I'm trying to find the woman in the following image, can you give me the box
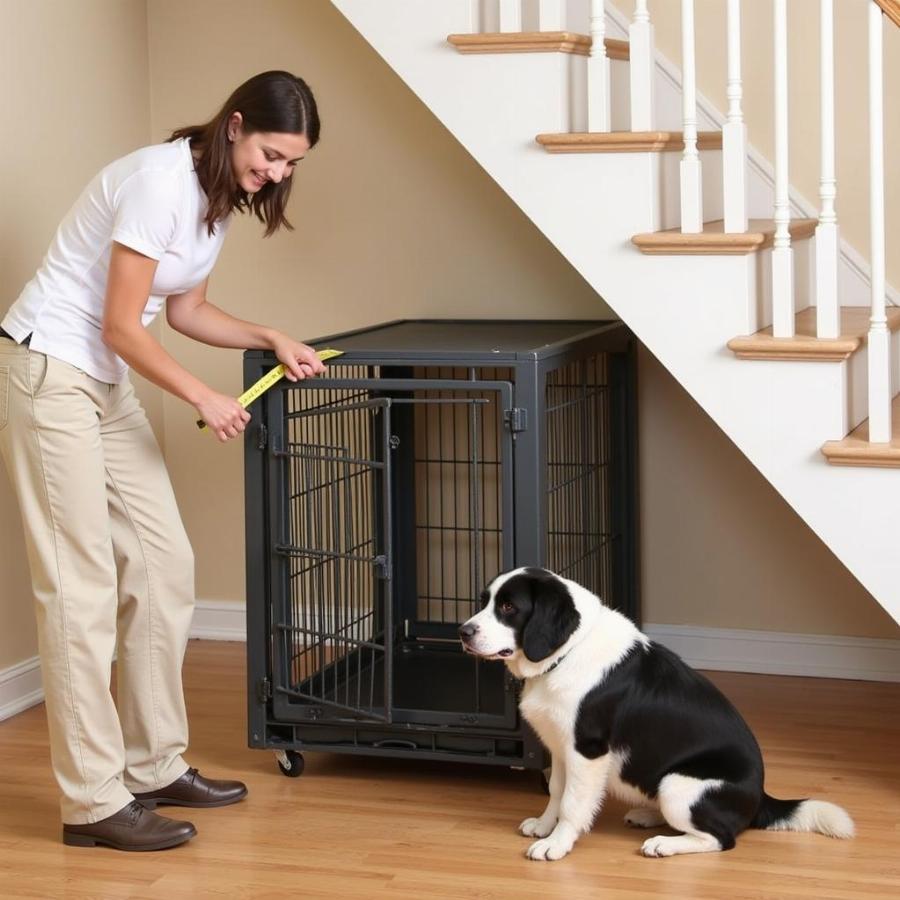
[0,71,324,851]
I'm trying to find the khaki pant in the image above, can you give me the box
[0,338,192,824]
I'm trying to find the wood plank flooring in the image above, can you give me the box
[0,641,897,899]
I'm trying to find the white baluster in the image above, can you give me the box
[680,0,703,233]
[772,0,794,337]
[867,0,891,442]
[538,0,564,31]
[588,0,611,133]
[499,0,522,32]
[629,1,655,130]
[723,0,747,233]
[816,0,840,339]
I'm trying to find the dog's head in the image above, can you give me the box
[458,567,581,665]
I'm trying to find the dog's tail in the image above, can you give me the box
[750,793,855,838]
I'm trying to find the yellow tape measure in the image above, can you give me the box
[197,347,344,431]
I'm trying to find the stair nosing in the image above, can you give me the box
[446,32,629,59]
[728,308,900,362]
[632,219,819,255]
[536,131,723,153]
[822,448,900,467]
[822,395,900,467]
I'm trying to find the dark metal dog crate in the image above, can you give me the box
[244,320,638,777]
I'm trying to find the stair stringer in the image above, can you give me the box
[331,0,900,625]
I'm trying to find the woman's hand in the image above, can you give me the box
[194,390,252,443]
[270,334,327,381]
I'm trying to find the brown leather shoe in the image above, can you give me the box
[133,767,248,810]
[62,801,196,851]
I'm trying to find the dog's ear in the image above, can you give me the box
[521,571,581,663]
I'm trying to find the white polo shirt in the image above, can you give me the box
[2,137,230,383]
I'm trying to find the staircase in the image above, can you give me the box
[330,0,900,626]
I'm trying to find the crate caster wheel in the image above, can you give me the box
[275,749,305,777]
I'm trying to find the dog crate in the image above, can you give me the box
[244,320,638,778]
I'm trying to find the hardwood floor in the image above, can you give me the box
[0,641,897,899]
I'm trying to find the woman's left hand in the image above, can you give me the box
[271,334,328,381]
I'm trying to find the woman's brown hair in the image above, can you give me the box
[169,70,320,237]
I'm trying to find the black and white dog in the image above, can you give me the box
[459,567,854,862]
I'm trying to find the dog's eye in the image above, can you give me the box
[499,601,514,615]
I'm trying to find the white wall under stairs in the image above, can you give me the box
[331,0,900,626]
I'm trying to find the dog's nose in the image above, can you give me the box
[458,623,478,640]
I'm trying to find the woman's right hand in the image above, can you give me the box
[194,390,251,442]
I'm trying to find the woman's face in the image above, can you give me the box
[227,112,310,194]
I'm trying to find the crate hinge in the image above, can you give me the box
[504,407,528,433]
[257,677,271,702]
[374,555,392,580]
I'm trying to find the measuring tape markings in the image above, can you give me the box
[197,347,344,431]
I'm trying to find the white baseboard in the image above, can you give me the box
[190,599,247,642]
[0,601,245,723]
[192,602,900,682]
[4,614,895,723]
[0,656,43,721]
[644,623,900,683]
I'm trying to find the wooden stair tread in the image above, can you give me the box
[822,395,900,467]
[632,218,818,255]
[447,32,629,59]
[536,131,722,153]
[875,0,900,30]
[728,307,900,361]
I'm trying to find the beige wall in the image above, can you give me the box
[1,1,895,675]
[0,0,155,671]
[611,0,900,287]
[145,0,611,604]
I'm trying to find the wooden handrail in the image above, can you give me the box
[875,0,900,30]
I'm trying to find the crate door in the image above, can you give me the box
[390,376,518,730]
[268,388,394,724]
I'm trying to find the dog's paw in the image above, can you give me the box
[519,816,555,838]
[641,835,678,857]
[624,808,666,829]
[641,834,720,857]
[526,834,574,861]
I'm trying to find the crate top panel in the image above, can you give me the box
[246,319,628,364]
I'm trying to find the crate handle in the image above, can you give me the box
[372,739,418,751]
